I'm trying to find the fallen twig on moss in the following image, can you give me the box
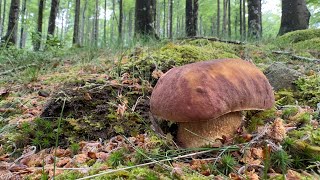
[178,36,244,45]
[76,145,241,180]
[272,51,320,64]
[0,63,37,76]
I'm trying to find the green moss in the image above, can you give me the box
[246,108,277,132]
[55,171,84,180]
[128,168,159,180]
[275,90,296,106]
[293,37,320,51]
[295,75,320,107]
[107,148,128,168]
[282,107,299,119]
[276,29,320,47]
[296,112,312,124]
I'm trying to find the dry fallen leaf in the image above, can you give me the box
[268,118,286,142]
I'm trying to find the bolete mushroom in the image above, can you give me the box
[150,59,275,148]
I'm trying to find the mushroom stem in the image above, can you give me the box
[177,111,243,148]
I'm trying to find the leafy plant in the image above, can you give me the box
[271,150,293,174]
[218,154,237,175]
[107,148,127,168]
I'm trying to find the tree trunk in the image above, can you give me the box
[64,1,71,40]
[239,0,242,40]
[19,0,27,48]
[128,8,133,40]
[81,0,87,45]
[242,0,246,40]
[73,0,80,45]
[103,0,106,45]
[227,0,231,39]
[0,0,7,38]
[217,0,220,37]
[110,0,115,42]
[278,0,310,36]
[2,0,20,45]
[0,0,2,38]
[134,0,158,38]
[48,0,59,38]
[34,0,44,51]
[248,0,262,40]
[222,0,227,37]
[163,0,166,38]
[118,0,123,42]
[168,0,173,39]
[93,0,99,46]
[186,0,198,37]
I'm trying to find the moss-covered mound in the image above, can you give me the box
[35,80,151,147]
[276,29,320,46]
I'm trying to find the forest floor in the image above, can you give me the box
[1,29,320,179]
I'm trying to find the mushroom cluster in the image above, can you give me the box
[150,59,275,148]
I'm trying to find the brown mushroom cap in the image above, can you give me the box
[150,59,275,122]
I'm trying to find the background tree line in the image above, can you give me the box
[0,0,319,50]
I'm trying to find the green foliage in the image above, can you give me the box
[218,154,237,175]
[271,150,293,174]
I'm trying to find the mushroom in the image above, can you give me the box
[150,59,275,148]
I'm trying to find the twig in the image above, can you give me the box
[272,51,320,64]
[178,36,244,45]
[76,148,230,180]
[0,63,37,76]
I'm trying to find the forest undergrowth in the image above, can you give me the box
[1,29,320,179]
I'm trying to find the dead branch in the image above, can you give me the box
[178,36,244,45]
[272,51,320,64]
[0,64,37,76]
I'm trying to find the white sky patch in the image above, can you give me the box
[262,0,281,14]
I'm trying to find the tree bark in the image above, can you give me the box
[0,0,7,38]
[134,0,158,38]
[73,0,80,45]
[118,0,123,42]
[239,0,242,40]
[48,0,59,38]
[222,0,226,37]
[278,0,310,36]
[93,0,99,46]
[186,0,198,37]
[248,0,262,40]
[242,0,246,40]
[163,0,166,38]
[81,0,87,45]
[0,0,2,38]
[34,0,44,51]
[2,0,20,45]
[227,0,231,38]
[216,0,220,37]
[19,0,27,48]
[128,8,133,40]
[103,0,106,45]
[168,0,173,39]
